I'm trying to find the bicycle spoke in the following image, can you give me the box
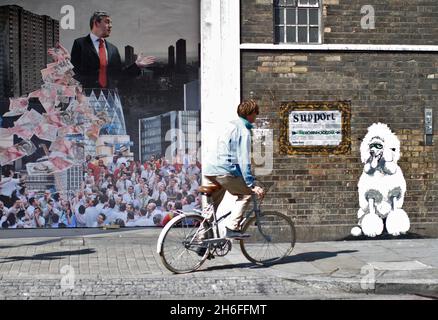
[159,214,212,273]
[171,247,188,264]
[240,212,295,265]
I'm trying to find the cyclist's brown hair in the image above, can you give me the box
[237,99,259,118]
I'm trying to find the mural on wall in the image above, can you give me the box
[0,1,201,229]
[351,123,410,237]
[1,45,97,176]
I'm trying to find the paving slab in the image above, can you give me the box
[0,230,437,299]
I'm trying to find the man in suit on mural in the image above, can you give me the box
[71,11,156,89]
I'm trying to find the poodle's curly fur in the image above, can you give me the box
[351,123,410,237]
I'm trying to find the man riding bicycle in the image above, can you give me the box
[203,99,265,239]
[157,100,295,270]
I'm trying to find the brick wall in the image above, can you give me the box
[241,0,274,43]
[241,51,438,240]
[241,0,438,45]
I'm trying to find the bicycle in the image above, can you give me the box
[156,181,296,274]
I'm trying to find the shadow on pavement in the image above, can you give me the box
[0,248,96,263]
[340,232,429,241]
[202,250,358,272]
[0,227,142,239]
[0,238,62,249]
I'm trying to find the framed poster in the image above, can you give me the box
[279,101,351,155]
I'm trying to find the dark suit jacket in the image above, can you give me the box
[70,35,140,89]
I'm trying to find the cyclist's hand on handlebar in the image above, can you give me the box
[251,186,265,199]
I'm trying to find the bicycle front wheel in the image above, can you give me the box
[159,213,213,274]
[240,211,296,265]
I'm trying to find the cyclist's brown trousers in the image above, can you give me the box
[204,175,252,231]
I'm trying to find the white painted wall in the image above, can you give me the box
[200,0,241,134]
[200,0,241,225]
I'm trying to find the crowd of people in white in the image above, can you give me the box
[0,152,202,229]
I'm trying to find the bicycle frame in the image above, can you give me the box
[197,193,271,243]
[156,193,272,256]
[242,194,272,242]
[157,180,295,272]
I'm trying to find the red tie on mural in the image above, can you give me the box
[98,38,107,88]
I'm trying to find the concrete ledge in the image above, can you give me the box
[2,273,437,297]
[283,274,438,296]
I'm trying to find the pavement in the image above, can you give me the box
[0,228,437,300]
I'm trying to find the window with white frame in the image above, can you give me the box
[274,0,321,44]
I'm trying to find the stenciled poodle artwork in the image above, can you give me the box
[351,123,410,237]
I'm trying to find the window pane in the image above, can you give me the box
[286,26,296,42]
[298,9,307,24]
[298,0,308,6]
[309,27,319,42]
[275,26,285,43]
[287,0,297,5]
[309,8,318,25]
[286,8,296,24]
[275,8,284,25]
[309,0,318,6]
[298,26,307,42]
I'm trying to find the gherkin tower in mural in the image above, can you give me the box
[83,88,127,157]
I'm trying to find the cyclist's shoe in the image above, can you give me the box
[225,227,251,239]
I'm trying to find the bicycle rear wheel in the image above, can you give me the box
[159,213,213,274]
[240,211,296,265]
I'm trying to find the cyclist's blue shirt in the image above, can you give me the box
[204,117,255,188]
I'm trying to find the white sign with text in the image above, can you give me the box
[289,111,343,146]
